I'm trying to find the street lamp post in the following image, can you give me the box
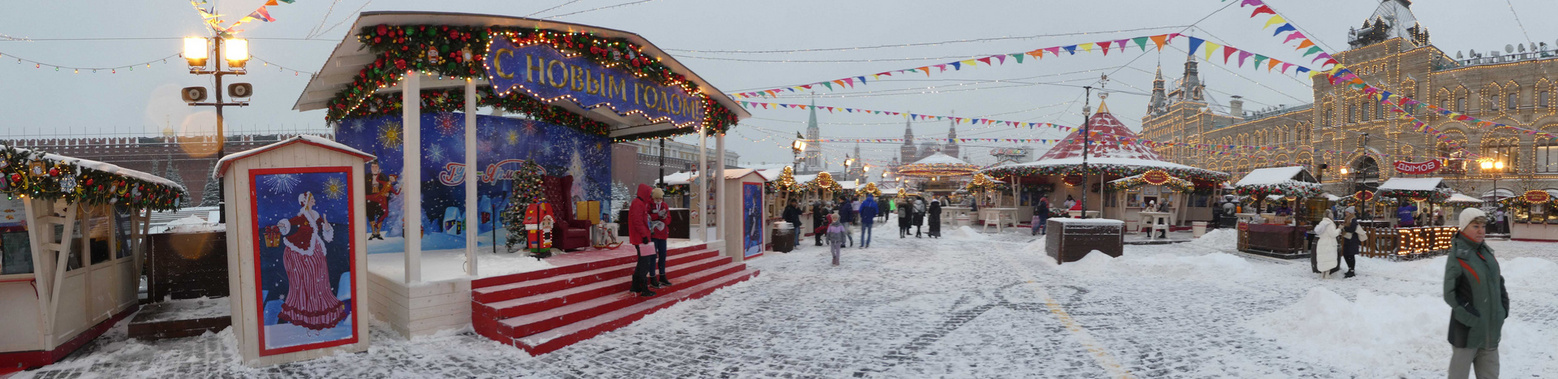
[1481,159,1505,203]
[792,134,807,173]
[183,36,250,222]
[1079,86,1094,219]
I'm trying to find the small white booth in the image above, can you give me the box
[0,146,179,371]
[720,169,771,262]
[216,136,374,366]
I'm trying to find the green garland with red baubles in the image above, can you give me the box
[0,146,184,211]
[325,24,740,138]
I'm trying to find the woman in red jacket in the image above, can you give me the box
[628,184,656,297]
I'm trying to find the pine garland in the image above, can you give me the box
[0,146,184,211]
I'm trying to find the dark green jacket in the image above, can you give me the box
[1443,234,1510,349]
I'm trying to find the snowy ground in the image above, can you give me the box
[16,228,1558,378]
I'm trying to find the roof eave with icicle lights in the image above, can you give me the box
[292,11,750,141]
[897,152,979,177]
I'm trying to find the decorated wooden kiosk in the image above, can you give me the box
[0,146,181,371]
[215,136,374,366]
[1230,166,1320,258]
[290,12,755,355]
[981,101,1228,230]
[1502,189,1558,241]
[1359,177,1456,259]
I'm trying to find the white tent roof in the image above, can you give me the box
[910,152,971,166]
[1481,188,1517,199]
[1446,193,1483,203]
[1234,166,1312,187]
[1377,177,1445,192]
[655,171,695,186]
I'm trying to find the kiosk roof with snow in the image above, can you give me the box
[981,101,1228,183]
[897,153,978,177]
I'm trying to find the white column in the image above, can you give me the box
[697,127,708,242]
[463,78,478,277]
[403,71,422,283]
[716,132,726,241]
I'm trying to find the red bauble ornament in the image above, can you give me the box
[83,178,92,186]
[8,173,18,182]
[376,25,387,36]
[47,168,58,176]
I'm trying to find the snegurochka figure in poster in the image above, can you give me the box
[275,192,348,334]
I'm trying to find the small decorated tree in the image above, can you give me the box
[501,161,547,255]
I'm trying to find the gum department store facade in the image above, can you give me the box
[1141,0,1558,200]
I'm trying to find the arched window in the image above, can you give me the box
[1537,126,1558,173]
[1481,133,1521,174]
[1540,90,1550,108]
[1508,93,1518,110]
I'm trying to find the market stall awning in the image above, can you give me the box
[293,11,750,140]
[1376,177,1449,202]
[1481,188,1516,199]
[1446,193,1483,204]
[1,145,186,211]
[1233,166,1315,187]
[898,153,978,177]
[982,157,1230,183]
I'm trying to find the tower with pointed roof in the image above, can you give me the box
[803,98,823,172]
[944,113,959,160]
[900,115,917,165]
[1179,55,1204,103]
[1148,66,1168,116]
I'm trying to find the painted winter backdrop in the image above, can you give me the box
[253,171,356,350]
[335,113,611,253]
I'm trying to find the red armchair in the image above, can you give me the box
[543,175,592,251]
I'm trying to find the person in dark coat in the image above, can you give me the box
[1032,196,1051,235]
[927,198,943,238]
[812,200,829,246]
[897,198,913,238]
[628,184,656,297]
[1444,209,1508,379]
[912,197,926,238]
[782,200,804,251]
[1339,209,1364,278]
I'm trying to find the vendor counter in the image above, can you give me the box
[1237,222,1307,258]
[1510,221,1558,242]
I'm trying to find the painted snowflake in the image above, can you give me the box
[379,121,404,151]
[522,121,539,136]
[347,119,367,132]
[323,176,347,200]
[428,144,446,163]
[506,130,519,145]
[435,113,460,136]
[263,174,302,194]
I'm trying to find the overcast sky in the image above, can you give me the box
[3,0,1555,178]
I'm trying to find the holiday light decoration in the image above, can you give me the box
[1233,181,1321,199]
[803,172,843,193]
[1107,170,1196,194]
[983,163,1229,184]
[326,24,740,138]
[1375,187,1450,204]
[0,146,184,211]
[856,182,882,197]
[965,173,1010,194]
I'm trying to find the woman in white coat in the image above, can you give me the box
[1312,216,1341,279]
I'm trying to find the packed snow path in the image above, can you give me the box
[18,228,1558,378]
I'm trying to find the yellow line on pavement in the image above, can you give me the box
[1027,279,1133,379]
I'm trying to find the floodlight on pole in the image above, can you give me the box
[183,37,209,66]
[224,38,249,68]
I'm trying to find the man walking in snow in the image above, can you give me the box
[1444,208,1508,379]
[858,194,878,248]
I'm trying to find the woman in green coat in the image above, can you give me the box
[1443,208,1509,379]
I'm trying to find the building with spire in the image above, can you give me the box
[802,98,824,173]
[899,116,917,166]
[1140,0,1558,201]
[944,115,960,159]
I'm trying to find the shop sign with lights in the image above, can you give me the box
[1142,170,1171,186]
[486,38,704,128]
[1392,159,1441,175]
[1523,190,1551,203]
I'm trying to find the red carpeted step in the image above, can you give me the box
[512,268,760,355]
[494,262,748,338]
[472,249,718,304]
[471,244,706,289]
[474,254,733,320]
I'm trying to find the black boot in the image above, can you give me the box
[639,290,656,297]
[1344,271,1356,278]
[659,277,672,287]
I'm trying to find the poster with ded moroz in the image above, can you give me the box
[250,167,359,356]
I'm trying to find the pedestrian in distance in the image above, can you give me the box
[1312,214,1341,279]
[1339,208,1366,278]
[913,197,926,238]
[812,200,828,246]
[898,197,913,238]
[927,198,942,238]
[858,194,878,248]
[627,184,657,297]
[647,188,672,288]
[1444,208,1509,379]
[782,200,804,252]
[815,214,845,266]
[1032,196,1050,236]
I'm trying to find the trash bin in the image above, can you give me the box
[1192,221,1208,238]
[772,221,795,253]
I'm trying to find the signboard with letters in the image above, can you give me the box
[1392,159,1442,175]
[485,38,704,127]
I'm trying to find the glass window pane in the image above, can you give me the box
[115,206,133,259]
[1,231,32,275]
[86,206,110,265]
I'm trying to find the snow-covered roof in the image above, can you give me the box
[1377,177,1445,192]
[1234,166,1314,187]
[723,168,769,181]
[1446,193,1483,203]
[909,153,970,166]
[656,171,695,186]
[2,145,182,189]
[1048,218,1124,225]
[214,135,374,178]
[1481,188,1516,199]
[984,157,1227,181]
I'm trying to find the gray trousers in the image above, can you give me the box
[1448,347,1498,379]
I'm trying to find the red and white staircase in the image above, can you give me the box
[471,244,759,355]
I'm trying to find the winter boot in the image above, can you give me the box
[1344,271,1356,278]
[659,277,672,287]
[639,290,656,297]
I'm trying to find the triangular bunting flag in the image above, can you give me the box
[977,57,992,66]
[1250,5,1274,16]
[1134,36,1151,51]
[1302,46,1322,56]
[949,61,963,70]
[1263,15,1286,29]
[1186,37,1204,55]
[1098,41,1113,54]
[1236,50,1252,67]
[1063,45,1077,55]
[1204,42,1221,61]
[1252,54,1268,68]
[1046,46,1062,56]
[1266,58,1281,71]
[1222,46,1238,63]
[1079,42,1094,52]
[1295,39,1315,50]
[1284,31,1306,44]
[1272,23,1296,36]
[994,55,1006,64]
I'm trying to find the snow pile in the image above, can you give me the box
[1246,288,1446,377]
[1057,248,1251,280]
[948,226,990,240]
[1187,228,1238,252]
[1500,257,1558,291]
[165,215,224,234]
